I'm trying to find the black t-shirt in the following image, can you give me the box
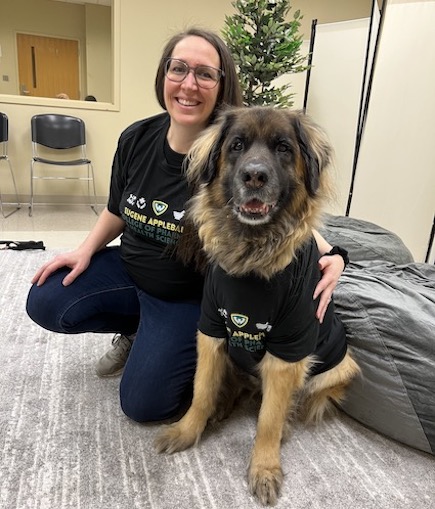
[198,237,347,375]
[107,112,203,301]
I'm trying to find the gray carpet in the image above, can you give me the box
[1,249,434,509]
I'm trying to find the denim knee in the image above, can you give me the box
[26,280,65,332]
[26,248,140,335]
[119,382,190,422]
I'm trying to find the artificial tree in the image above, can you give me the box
[222,0,308,107]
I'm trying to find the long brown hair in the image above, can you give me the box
[155,27,243,119]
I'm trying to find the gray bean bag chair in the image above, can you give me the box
[335,261,435,455]
[321,214,414,264]
[321,216,434,455]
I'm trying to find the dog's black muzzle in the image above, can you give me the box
[231,158,282,225]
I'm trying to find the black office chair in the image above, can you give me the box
[29,114,98,216]
[0,112,20,218]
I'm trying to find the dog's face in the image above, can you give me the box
[222,109,299,225]
[187,107,332,227]
[184,106,333,276]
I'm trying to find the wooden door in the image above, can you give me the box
[17,33,80,99]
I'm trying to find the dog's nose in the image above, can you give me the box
[242,168,268,189]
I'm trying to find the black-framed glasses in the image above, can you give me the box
[164,58,224,89]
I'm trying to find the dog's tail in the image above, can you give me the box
[300,352,361,424]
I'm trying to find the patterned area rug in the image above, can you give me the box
[1,249,434,509]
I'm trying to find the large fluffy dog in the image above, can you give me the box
[155,107,360,505]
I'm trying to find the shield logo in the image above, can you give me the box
[152,200,168,216]
[230,314,249,328]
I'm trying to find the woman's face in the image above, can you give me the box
[164,35,221,132]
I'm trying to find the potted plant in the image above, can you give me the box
[222,0,308,107]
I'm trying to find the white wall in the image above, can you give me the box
[304,18,374,214]
[350,0,435,262]
[303,1,435,261]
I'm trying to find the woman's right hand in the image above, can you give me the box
[31,207,125,287]
[31,248,92,287]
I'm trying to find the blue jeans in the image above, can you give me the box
[26,247,201,422]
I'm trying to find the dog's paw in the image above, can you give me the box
[154,423,199,454]
[248,464,283,506]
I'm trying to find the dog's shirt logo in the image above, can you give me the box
[127,194,137,206]
[173,210,185,221]
[136,197,147,210]
[256,322,272,332]
[218,308,228,319]
[152,200,168,216]
[231,314,249,328]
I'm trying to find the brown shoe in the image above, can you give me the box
[95,333,135,377]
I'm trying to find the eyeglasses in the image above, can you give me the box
[164,58,224,89]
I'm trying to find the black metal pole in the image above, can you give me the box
[355,0,377,143]
[302,19,317,114]
[345,0,388,216]
[425,214,435,263]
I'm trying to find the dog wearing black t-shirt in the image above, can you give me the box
[155,107,360,506]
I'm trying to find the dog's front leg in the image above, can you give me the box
[248,353,310,506]
[155,332,226,454]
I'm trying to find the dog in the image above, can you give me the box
[155,107,360,506]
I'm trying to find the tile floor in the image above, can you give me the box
[1,203,101,249]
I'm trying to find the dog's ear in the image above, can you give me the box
[292,112,332,196]
[185,110,235,186]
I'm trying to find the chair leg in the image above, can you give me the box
[29,160,35,217]
[88,162,98,215]
[28,159,98,216]
[0,157,20,218]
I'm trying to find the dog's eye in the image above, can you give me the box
[230,138,244,151]
[276,142,291,153]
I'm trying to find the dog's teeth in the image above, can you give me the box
[241,200,271,216]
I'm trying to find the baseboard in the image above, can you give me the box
[1,194,108,206]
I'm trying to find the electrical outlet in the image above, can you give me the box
[2,75,9,82]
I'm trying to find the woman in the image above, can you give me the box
[26,28,345,422]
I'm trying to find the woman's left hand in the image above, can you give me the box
[314,254,345,323]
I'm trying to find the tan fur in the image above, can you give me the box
[248,354,311,505]
[300,352,361,424]
[155,107,360,506]
[154,332,227,453]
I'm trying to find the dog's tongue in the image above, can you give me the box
[241,199,270,215]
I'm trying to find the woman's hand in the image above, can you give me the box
[31,248,92,287]
[314,254,345,323]
[31,208,125,287]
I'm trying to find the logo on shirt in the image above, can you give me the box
[137,197,147,209]
[231,314,249,328]
[127,194,137,206]
[256,321,273,332]
[152,200,168,216]
[173,210,185,221]
[218,308,228,319]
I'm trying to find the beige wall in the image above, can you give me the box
[293,0,373,36]
[85,4,112,103]
[9,0,432,259]
[3,1,431,260]
[0,0,372,204]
